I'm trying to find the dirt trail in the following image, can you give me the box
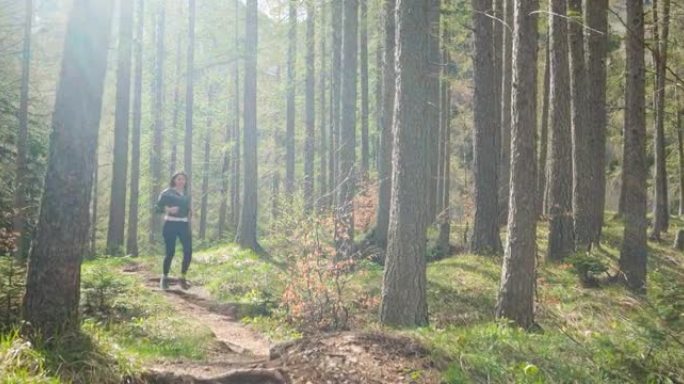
[123,264,287,383]
[124,263,441,384]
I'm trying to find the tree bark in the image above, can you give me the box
[329,0,342,208]
[674,229,684,251]
[149,4,165,244]
[546,0,574,261]
[379,0,431,327]
[185,0,196,198]
[199,90,213,240]
[231,0,241,231]
[304,0,316,213]
[470,0,502,255]
[619,0,647,292]
[651,0,670,239]
[375,0,396,250]
[437,44,452,255]
[585,0,608,241]
[496,0,539,329]
[12,0,32,258]
[286,0,297,197]
[374,21,383,174]
[498,0,512,226]
[568,0,592,251]
[318,0,328,209]
[170,4,183,177]
[426,0,441,223]
[218,107,231,239]
[237,0,260,251]
[360,0,370,179]
[537,35,550,217]
[677,103,683,216]
[106,0,134,256]
[126,0,144,257]
[22,0,113,339]
[91,153,99,257]
[219,3,240,238]
[335,0,358,260]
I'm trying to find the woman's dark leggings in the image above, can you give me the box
[162,221,192,276]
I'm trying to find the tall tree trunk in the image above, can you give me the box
[304,0,316,213]
[218,108,231,239]
[170,4,183,177]
[677,97,684,216]
[496,0,539,329]
[237,0,260,251]
[329,0,342,208]
[375,0,395,250]
[335,0,358,259]
[199,90,213,240]
[185,0,196,199]
[149,4,165,244]
[651,0,670,239]
[426,0,441,223]
[219,4,240,238]
[13,0,32,258]
[585,0,608,241]
[537,35,550,217]
[286,0,297,197]
[219,3,239,238]
[374,22,383,174]
[106,0,134,256]
[546,0,574,261]
[437,41,452,255]
[568,0,591,251]
[318,0,327,209]
[498,0,513,225]
[379,0,431,327]
[91,153,99,257]
[22,0,113,339]
[620,0,647,292]
[126,0,144,257]
[470,0,502,255]
[231,0,241,230]
[360,0,370,179]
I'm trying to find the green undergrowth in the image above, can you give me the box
[142,243,300,341]
[0,256,216,383]
[66,214,680,383]
[415,215,684,383]
[169,215,684,383]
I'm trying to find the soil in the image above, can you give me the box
[123,263,442,384]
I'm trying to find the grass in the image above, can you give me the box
[140,214,684,383]
[2,214,682,383]
[0,256,218,383]
[413,215,684,383]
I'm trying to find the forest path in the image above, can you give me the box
[122,263,288,384]
[122,262,441,384]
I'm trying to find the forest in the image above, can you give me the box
[0,0,683,382]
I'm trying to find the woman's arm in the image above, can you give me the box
[155,191,168,214]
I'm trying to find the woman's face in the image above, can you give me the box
[174,174,186,189]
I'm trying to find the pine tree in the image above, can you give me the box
[23,0,113,339]
[470,0,502,255]
[619,0,648,292]
[546,0,574,261]
[380,0,432,327]
[496,0,539,329]
[126,0,144,257]
[237,0,260,251]
[106,0,134,255]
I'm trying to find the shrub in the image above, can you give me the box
[567,253,608,287]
